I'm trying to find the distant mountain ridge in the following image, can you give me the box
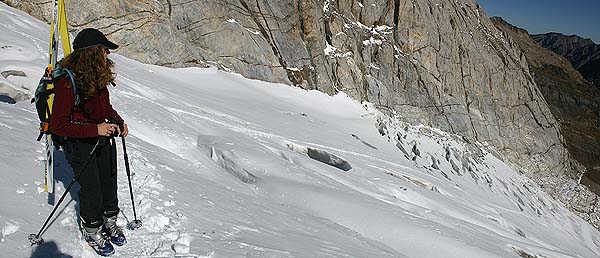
[532,32,600,87]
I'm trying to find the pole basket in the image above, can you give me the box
[28,234,44,246]
[126,219,143,230]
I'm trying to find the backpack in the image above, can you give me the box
[32,64,79,146]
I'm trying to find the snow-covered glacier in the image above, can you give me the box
[1,3,599,258]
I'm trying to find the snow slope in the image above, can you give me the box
[1,3,600,258]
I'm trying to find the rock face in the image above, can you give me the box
[532,33,600,88]
[493,17,600,207]
[3,0,599,226]
[0,72,30,103]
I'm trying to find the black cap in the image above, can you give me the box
[72,28,119,50]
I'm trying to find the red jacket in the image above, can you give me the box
[49,75,122,139]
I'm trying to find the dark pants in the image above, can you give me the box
[63,137,119,228]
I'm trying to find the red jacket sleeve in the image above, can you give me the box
[49,77,98,138]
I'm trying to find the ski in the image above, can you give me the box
[43,0,72,203]
[57,0,72,54]
[42,0,59,200]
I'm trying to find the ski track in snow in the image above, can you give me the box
[1,2,600,258]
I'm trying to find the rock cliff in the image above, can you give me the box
[3,0,599,227]
[493,17,600,219]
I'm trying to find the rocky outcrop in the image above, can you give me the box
[532,32,600,88]
[493,17,600,207]
[3,0,599,227]
[0,72,30,103]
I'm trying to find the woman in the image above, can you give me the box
[50,28,128,257]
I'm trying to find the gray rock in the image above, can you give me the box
[0,94,16,104]
[0,81,29,103]
[1,70,26,78]
[307,147,352,171]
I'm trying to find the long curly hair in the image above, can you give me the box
[58,45,115,99]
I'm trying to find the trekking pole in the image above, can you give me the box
[29,138,102,246]
[120,135,142,230]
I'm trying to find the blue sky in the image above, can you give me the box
[478,0,600,43]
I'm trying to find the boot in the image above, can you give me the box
[82,225,114,257]
[103,214,127,246]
